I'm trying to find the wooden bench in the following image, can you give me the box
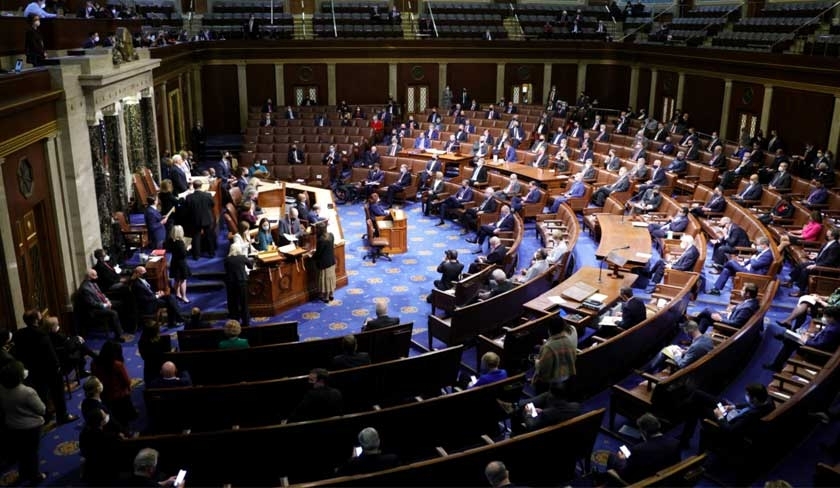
[613,453,706,487]
[144,345,463,433]
[429,264,496,316]
[176,320,299,351]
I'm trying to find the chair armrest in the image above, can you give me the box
[713,322,739,335]
[682,175,700,180]
[583,207,601,216]
[800,346,833,361]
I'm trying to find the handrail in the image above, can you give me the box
[508,2,525,37]
[427,0,439,38]
[684,2,744,45]
[620,2,677,42]
[330,0,337,37]
[770,0,840,50]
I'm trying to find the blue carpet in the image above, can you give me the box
[4,197,838,487]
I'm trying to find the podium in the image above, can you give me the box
[377,208,408,254]
[605,250,629,279]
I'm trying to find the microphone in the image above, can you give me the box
[612,245,631,250]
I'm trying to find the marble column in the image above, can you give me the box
[327,63,337,106]
[123,99,146,174]
[676,72,685,110]
[828,95,840,156]
[719,79,733,140]
[576,63,587,97]
[140,91,160,181]
[275,63,285,107]
[159,81,170,153]
[104,112,129,211]
[760,85,773,134]
[496,63,505,103]
[542,63,552,105]
[237,63,248,133]
[89,122,114,247]
[648,69,658,118]
[628,66,639,112]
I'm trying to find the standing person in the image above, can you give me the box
[184,180,216,260]
[224,245,252,327]
[144,196,167,250]
[0,361,47,484]
[157,179,178,236]
[166,225,191,303]
[433,249,463,291]
[137,323,169,385]
[441,85,453,111]
[532,316,577,393]
[91,341,136,428]
[311,222,336,303]
[24,15,47,67]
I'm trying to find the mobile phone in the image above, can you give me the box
[14,59,23,73]
[353,446,362,457]
[174,469,186,487]
[619,445,631,458]
[468,375,477,387]
[525,402,537,418]
[716,402,725,412]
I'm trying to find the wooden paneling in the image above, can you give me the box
[246,64,277,111]
[769,88,833,156]
[0,72,59,146]
[504,63,544,104]
[550,64,578,105]
[726,81,764,141]
[201,65,240,134]
[447,63,497,104]
[653,70,678,120]
[636,68,651,114]
[335,63,388,105]
[283,63,327,106]
[397,63,439,108]
[0,17,143,56]
[682,75,724,135]
[585,64,630,110]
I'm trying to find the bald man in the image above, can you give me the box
[362,302,399,331]
[148,361,192,389]
[130,266,185,329]
[77,269,125,341]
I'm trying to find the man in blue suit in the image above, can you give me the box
[468,205,514,249]
[417,155,440,191]
[608,413,681,483]
[368,193,389,217]
[665,151,688,174]
[413,132,431,151]
[384,164,412,206]
[503,142,517,163]
[521,181,542,205]
[424,123,439,141]
[802,180,828,208]
[694,283,760,333]
[765,306,840,372]
[648,207,689,239]
[731,174,763,204]
[646,234,700,289]
[789,228,840,296]
[509,122,525,148]
[635,159,667,195]
[690,185,726,218]
[711,216,751,268]
[437,179,473,226]
[646,320,713,373]
[548,173,586,213]
[708,236,773,295]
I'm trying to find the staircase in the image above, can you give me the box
[402,14,419,39]
[294,14,314,39]
[503,15,524,40]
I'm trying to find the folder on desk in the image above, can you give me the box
[561,282,599,302]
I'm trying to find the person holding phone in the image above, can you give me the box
[496,379,581,434]
[336,427,400,476]
[606,413,680,484]
[129,448,182,487]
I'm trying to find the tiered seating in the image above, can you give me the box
[214,1,281,13]
[711,31,795,51]
[203,12,294,39]
[685,4,741,17]
[319,1,389,13]
[734,16,820,34]
[761,0,833,16]
[805,34,840,56]
[670,16,726,33]
[313,12,402,38]
[707,1,829,52]
[418,12,507,39]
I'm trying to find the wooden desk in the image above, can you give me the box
[377,208,407,254]
[398,150,473,178]
[522,267,637,328]
[144,256,169,293]
[594,214,652,266]
[484,161,568,192]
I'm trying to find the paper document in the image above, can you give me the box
[278,243,297,254]
[547,295,567,305]
[661,344,683,360]
[783,329,806,345]
[635,252,652,260]
[600,315,621,326]
[590,293,608,303]
[282,233,299,242]
[147,256,162,263]
[631,222,649,228]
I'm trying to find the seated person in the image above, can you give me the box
[362,302,399,331]
[780,210,823,249]
[287,368,343,422]
[40,316,95,377]
[546,229,570,265]
[707,237,773,295]
[384,164,412,205]
[438,179,473,226]
[185,307,211,330]
[129,266,185,329]
[254,217,275,251]
[469,352,508,388]
[787,228,840,297]
[515,248,548,283]
[645,321,713,374]
[77,269,125,341]
[147,361,192,389]
[694,283,760,333]
[496,379,582,434]
[478,269,514,300]
[611,287,647,330]
[367,193,389,218]
[421,171,445,216]
[335,427,400,476]
[249,160,269,178]
[606,413,680,484]
[433,249,463,291]
[629,185,662,214]
[468,205,514,250]
[546,173,586,214]
[218,320,250,349]
[494,175,522,201]
[331,335,371,370]
[468,237,507,274]
[590,167,630,207]
[757,194,795,226]
[689,185,726,218]
[730,174,763,204]
[777,285,840,331]
[646,234,700,289]
[460,187,497,236]
[648,206,689,239]
[679,383,775,450]
[764,306,840,372]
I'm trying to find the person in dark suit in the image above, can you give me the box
[147,361,192,389]
[468,159,489,186]
[485,105,500,120]
[647,234,700,288]
[331,335,371,370]
[460,187,497,236]
[635,160,667,195]
[764,306,840,372]
[336,427,400,476]
[25,15,47,67]
[433,249,463,291]
[690,185,726,217]
[128,266,184,329]
[591,167,630,207]
[223,245,252,327]
[422,172,445,217]
[82,31,100,48]
[497,378,581,434]
[615,287,646,329]
[77,269,125,341]
[143,196,167,250]
[438,179,473,226]
[708,237,773,295]
[608,413,680,483]
[694,283,760,333]
[767,161,791,191]
[788,228,840,297]
[417,156,441,191]
[362,302,399,331]
[288,142,305,164]
[469,205,514,248]
[680,383,775,449]
[261,98,274,114]
[710,217,751,268]
[284,105,297,120]
[485,461,521,488]
[288,368,343,422]
[646,320,713,373]
[184,180,216,259]
[468,237,507,274]
[244,14,260,39]
[93,248,121,291]
[648,207,689,239]
[259,113,275,127]
[731,174,763,204]
[384,164,412,206]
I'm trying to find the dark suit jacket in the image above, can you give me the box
[170,167,188,195]
[815,240,840,267]
[737,183,763,201]
[130,279,160,315]
[393,171,412,189]
[470,165,488,184]
[437,261,464,289]
[724,224,750,248]
[363,315,399,331]
[648,167,667,186]
[706,195,727,212]
[617,297,646,329]
[78,279,109,316]
[13,326,59,380]
[720,298,759,327]
[620,435,682,483]
[672,245,699,271]
[476,196,498,214]
[718,400,775,435]
[94,261,121,290]
[288,386,343,422]
[331,352,371,370]
[224,255,252,283]
[769,171,791,189]
[485,244,507,265]
[184,191,215,228]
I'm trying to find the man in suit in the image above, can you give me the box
[288,368,343,422]
[731,174,763,204]
[362,301,399,331]
[531,147,549,168]
[424,123,439,141]
[508,121,525,148]
[591,167,630,207]
[608,414,681,483]
[494,174,522,201]
[648,206,689,238]
[788,228,840,297]
[438,179,473,226]
[802,179,829,208]
[615,287,646,330]
[502,141,517,163]
[504,101,517,114]
[472,135,490,162]
[498,379,581,435]
[314,111,330,127]
[261,98,274,113]
[460,187,497,235]
[708,237,774,295]
[331,335,371,370]
[422,171,445,216]
[485,104,500,120]
[426,107,440,124]
[658,136,675,156]
[581,159,597,180]
[706,131,723,153]
[360,162,385,198]
[417,155,441,191]
[284,105,297,120]
[708,145,727,170]
[443,134,461,154]
[184,180,216,259]
[629,185,662,214]
[464,119,477,134]
[614,113,630,134]
[367,193,388,218]
[767,161,791,191]
[413,131,431,150]
[92,248,121,291]
[469,158,489,186]
[384,164,412,206]
[521,181,542,205]
[469,205,514,249]
[577,142,594,163]
[665,151,688,174]
[646,320,713,373]
[530,134,548,154]
[468,236,507,274]
[277,208,305,246]
[690,185,726,217]
[363,146,381,168]
[148,361,193,389]
[629,142,646,162]
[129,266,184,329]
[550,128,566,146]
[453,124,469,142]
[77,269,125,341]
[652,123,668,142]
[679,383,775,450]
[259,113,275,128]
[336,427,400,476]
[288,142,305,164]
[765,306,840,372]
[694,283,760,333]
[710,216,751,268]
[547,173,586,213]
[647,234,700,288]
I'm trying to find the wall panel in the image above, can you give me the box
[503,63,544,104]
[246,64,277,111]
[447,63,498,105]
[283,63,328,106]
[335,63,388,105]
[726,81,764,142]
[769,88,833,156]
[397,63,440,108]
[653,70,678,121]
[585,64,630,110]
[550,64,578,104]
[201,65,240,134]
[682,75,724,135]
[636,68,651,115]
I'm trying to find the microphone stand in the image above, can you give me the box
[599,245,631,282]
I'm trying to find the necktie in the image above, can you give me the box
[390,146,396,156]
[92,283,107,303]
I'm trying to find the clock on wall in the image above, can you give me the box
[297,65,313,83]
[411,65,424,81]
